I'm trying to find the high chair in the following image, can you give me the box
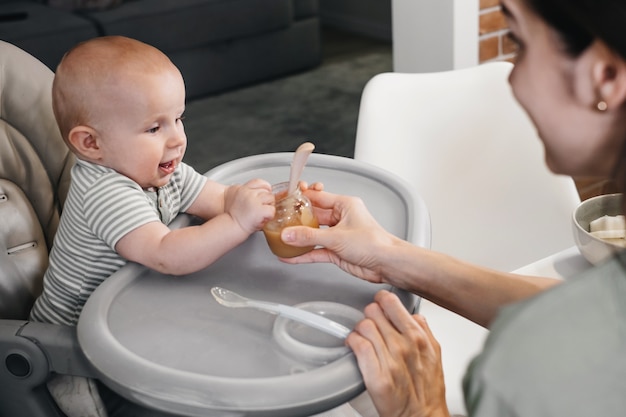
[0,39,431,417]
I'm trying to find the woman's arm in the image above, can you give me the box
[380,239,559,328]
[280,190,560,328]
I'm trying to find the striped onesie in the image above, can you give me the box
[30,158,206,325]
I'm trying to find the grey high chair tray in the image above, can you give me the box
[77,153,431,417]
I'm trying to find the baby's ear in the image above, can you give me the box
[68,126,102,160]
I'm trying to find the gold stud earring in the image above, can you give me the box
[596,100,608,111]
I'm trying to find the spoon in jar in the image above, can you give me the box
[210,286,351,339]
[288,142,315,195]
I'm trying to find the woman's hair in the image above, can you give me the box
[524,0,626,195]
[525,0,626,60]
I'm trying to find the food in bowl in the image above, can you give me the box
[572,193,625,265]
[589,214,626,247]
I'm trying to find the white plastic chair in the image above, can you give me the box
[354,62,580,272]
[353,62,582,416]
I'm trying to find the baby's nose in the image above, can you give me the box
[168,130,186,147]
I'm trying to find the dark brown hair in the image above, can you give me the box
[525,0,626,60]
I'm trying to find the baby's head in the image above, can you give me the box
[52,36,188,189]
[53,36,183,145]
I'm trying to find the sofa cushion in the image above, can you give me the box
[0,0,42,4]
[83,0,293,53]
[293,0,318,20]
[0,1,98,69]
[48,0,123,11]
[173,17,320,99]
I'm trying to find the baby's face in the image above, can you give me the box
[94,65,187,189]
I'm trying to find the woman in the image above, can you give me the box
[281,0,626,416]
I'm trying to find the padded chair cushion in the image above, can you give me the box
[0,40,74,247]
[0,119,59,251]
[0,40,74,318]
[0,179,47,319]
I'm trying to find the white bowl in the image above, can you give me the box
[572,193,625,265]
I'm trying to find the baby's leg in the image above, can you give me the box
[47,375,108,417]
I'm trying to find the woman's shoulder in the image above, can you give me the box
[497,255,626,334]
[486,256,626,356]
[464,256,626,416]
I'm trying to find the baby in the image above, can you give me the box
[29,36,275,416]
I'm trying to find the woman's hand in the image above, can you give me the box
[348,290,450,417]
[279,190,402,284]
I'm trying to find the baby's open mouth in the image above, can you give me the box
[159,160,175,173]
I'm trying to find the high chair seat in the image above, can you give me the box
[0,39,87,417]
[0,38,73,319]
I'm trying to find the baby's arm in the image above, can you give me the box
[115,179,275,275]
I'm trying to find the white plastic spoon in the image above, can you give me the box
[288,142,315,195]
[210,286,351,339]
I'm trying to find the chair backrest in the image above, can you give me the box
[0,40,74,319]
[354,62,581,272]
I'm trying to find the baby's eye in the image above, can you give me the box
[147,126,160,134]
[177,115,186,123]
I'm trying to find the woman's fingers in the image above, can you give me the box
[365,292,426,376]
[347,290,450,417]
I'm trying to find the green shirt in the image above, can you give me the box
[464,253,626,416]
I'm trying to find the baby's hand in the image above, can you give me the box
[224,179,275,234]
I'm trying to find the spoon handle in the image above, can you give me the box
[288,142,315,195]
[246,300,351,339]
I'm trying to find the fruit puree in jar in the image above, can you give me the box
[263,182,319,257]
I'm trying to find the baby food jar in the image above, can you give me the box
[263,182,319,258]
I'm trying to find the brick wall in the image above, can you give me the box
[479,0,515,63]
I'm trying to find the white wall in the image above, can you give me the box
[392,0,479,72]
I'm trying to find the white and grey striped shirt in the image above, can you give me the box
[30,158,206,325]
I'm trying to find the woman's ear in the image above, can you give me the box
[591,45,626,111]
[68,126,102,160]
